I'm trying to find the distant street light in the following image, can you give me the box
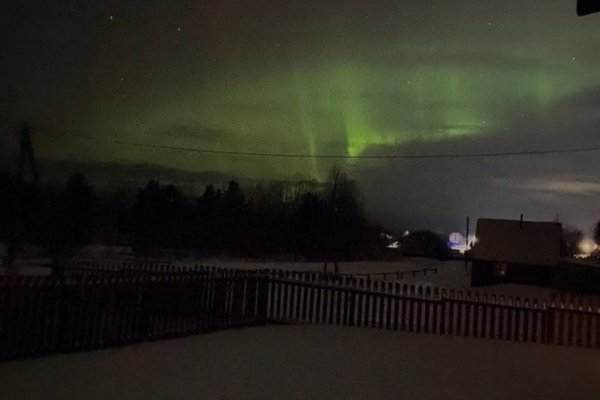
[577,238,598,255]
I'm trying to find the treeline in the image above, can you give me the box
[0,167,386,263]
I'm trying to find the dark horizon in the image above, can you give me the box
[2,156,597,238]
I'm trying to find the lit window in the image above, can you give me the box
[494,263,507,277]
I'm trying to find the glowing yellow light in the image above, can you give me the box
[578,238,598,255]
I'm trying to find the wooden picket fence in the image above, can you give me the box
[1,266,600,362]
[264,271,600,348]
[0,268,270,361]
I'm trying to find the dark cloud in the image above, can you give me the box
[354,87,600,234]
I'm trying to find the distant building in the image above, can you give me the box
[401,230,450,260]
[471,218,562,286]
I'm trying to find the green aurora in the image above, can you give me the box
[2,0,600,230]
[2,0,597,179]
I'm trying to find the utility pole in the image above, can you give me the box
[464,216,470,271]
[18,121,39,185]
[5,122,40,267]
[323,167,341,275]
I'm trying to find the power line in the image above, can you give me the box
[76,135,600,160]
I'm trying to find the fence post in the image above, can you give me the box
[542,301,551,344]
[244,273,256,324]
[431,288,439,334]
[448,290,456,335]
[439,289,447,335]
[302,275,310,323]
[347,277,356,326]
[522,298,530,342]
[567,302,575,346]
[377,281,385,329]
[585,305,594,348]
[393,283,401,331]
[307,273,316,323]
[138,275,149,340]
[473,292,482,338]
[256,274,269,324]
[56,275,71,353]
[456,290,463,336]
[385,281,393,330]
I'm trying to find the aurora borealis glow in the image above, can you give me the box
[2,0,600,231]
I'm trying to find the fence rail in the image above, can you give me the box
[2,266,600,362]
[338,267,438,280]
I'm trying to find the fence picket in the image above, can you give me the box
[336,279,343,326]
[377,282,385,330]
[357,279,365,327]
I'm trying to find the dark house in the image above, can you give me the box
[471,218,562,287]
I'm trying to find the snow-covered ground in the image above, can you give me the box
[0,325,598,400]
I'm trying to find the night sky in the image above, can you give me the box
[2,0,600,233]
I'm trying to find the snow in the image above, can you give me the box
[0,325,598,400]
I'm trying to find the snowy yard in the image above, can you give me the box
[0,325,599,400]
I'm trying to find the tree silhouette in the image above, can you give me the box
[48,173,96,263]
[197,184,223,254]
[130,180,195,254]
[222,180,247,254]
[562,225,583,258]
[0,173,16,264]
[1,169,385,262]
[323,165,366,271]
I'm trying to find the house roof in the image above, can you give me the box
[472,218,562,266]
